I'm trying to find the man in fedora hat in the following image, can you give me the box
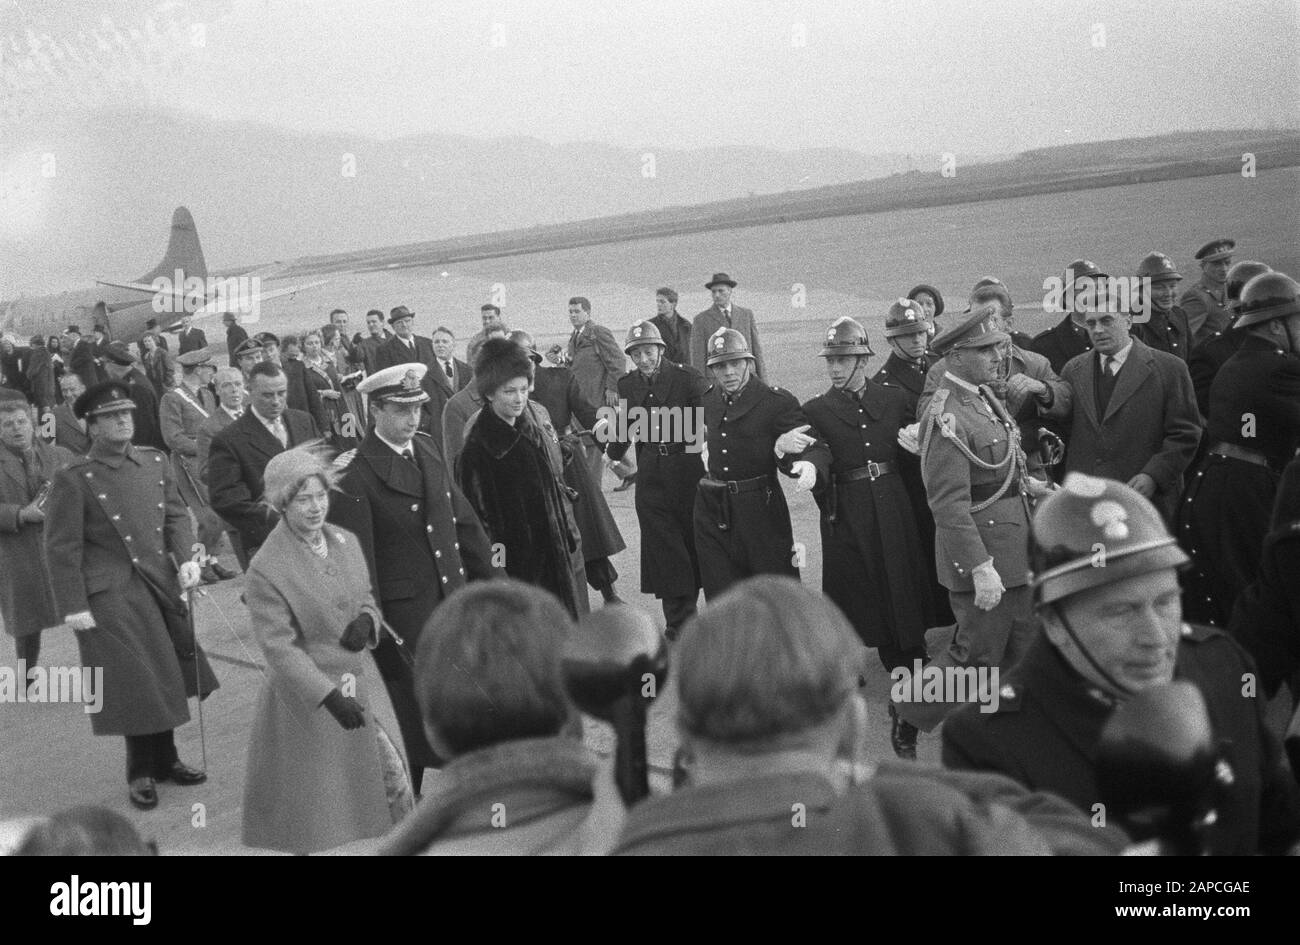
[1182,238,1236,344]
[377,305,437,376]
[691,273,765,379]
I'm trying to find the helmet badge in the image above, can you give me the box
[1090,500,1129,541]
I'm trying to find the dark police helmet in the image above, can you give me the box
[1030,473,1189,606]
[1225,261,1271,302]
[819,316,874,357]
[1234,272,1300,330]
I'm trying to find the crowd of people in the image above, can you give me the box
[3,248,1300,856]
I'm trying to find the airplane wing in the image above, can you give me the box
[94,279,163,295]
[191,278,330,318]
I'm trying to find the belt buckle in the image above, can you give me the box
[866,461,882,480]
[727,480,739,494]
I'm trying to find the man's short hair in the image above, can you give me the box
[655,287,679,305]
[15,805,154,856]
[329,308,347,319]
[214,366,243,388]
[568,297,591,313]
[365,309,384,320]
[415,580,574,756]
[0,389,31,412]
[248,361,285,383]
[676,576,860,746]
[432,325,455,340]
[481,304,501,315]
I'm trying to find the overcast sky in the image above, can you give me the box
[4,0,1297,153]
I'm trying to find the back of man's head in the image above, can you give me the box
[416,580,575,757]
[15,806,155,856]
[676,576,859,748]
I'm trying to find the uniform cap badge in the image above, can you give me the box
[1090,500,1129,540]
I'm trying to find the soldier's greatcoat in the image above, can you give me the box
[43,443,218,736]
[160,381,218,508]
[1180,278,1233,345]
[0,439,73,640]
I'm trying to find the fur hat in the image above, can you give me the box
[474,336,535,399]
[262,442,338,514]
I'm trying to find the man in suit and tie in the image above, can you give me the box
[377,305,437,372]
[196,367,247,567]
[255,331,327,434]
[174,314,207,355]
[160,348,238,584]
[51,374,92,455]
[421,326,472,447]
[651,287,692,367]
[690,273,766,379]
[565,297,625,410]
[208,361,321,566]
[328,362,496,794]
[1044,305,1201,522]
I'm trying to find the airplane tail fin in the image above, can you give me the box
[137,206,207,285]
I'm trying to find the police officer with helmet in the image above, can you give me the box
[605,320,710,637]
[693,327,828,601]
[943,473,1300,855]
[801,316,932,759]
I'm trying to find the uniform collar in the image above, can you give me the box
[88,441,141,468]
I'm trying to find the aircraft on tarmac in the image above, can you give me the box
[0,206,326,344]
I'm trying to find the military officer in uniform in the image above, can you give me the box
[327,363,497,794]
[1130,252,1192,362]
[100,341,167,451]
[802,317,932,759]
[1029,259,1103,374]
[693,328,828,600]
[874,298,953,630]
[43,381,218,810]
[1181,238,1236,344]
[897,306,1045,735]
[1178,273,1300,629]
[943,474,1300,855]
[160,347,237,584]
[1188,260,1272,419]
[605,320,710,637]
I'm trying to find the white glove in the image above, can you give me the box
[65,611,96,631]
[971,560,1005,611]
[1025,476,1057,498]
[897,423,920,455]
[792,460,817,492]
[178,561,202,591]
[333,448,358,469]
[774,424,815,457]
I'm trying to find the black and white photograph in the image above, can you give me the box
[1,0,1299,882]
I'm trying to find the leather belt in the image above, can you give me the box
[834,461,895,484]
[644,442,689,456]
[703,473,774,494]
[1209,441,1270,469]
[970,481,1021,503]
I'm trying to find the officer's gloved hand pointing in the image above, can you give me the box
[775,424,815,457]
[971,560,1005,611]
[321,689,366,730]
[791,460,817,493]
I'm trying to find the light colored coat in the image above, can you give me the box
[690,303,765,378]
[160,382,218,506]
[566,320,626,409]
[241,520,392,855]
[0,439,73,638]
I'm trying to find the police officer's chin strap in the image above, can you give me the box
[842,355,869,394]
[1050,603,1136,700]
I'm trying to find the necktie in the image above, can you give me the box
[444,360,453,378]
[1105,356,1117,377]
[273,419,288,447]
[401,447,414,462]
[721,307,731,325]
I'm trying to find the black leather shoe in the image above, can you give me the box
[888,703,919,761]
[612,473,637,492]
[128,777,158,810]
[211,562,240,581]
[157,761,207,785]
